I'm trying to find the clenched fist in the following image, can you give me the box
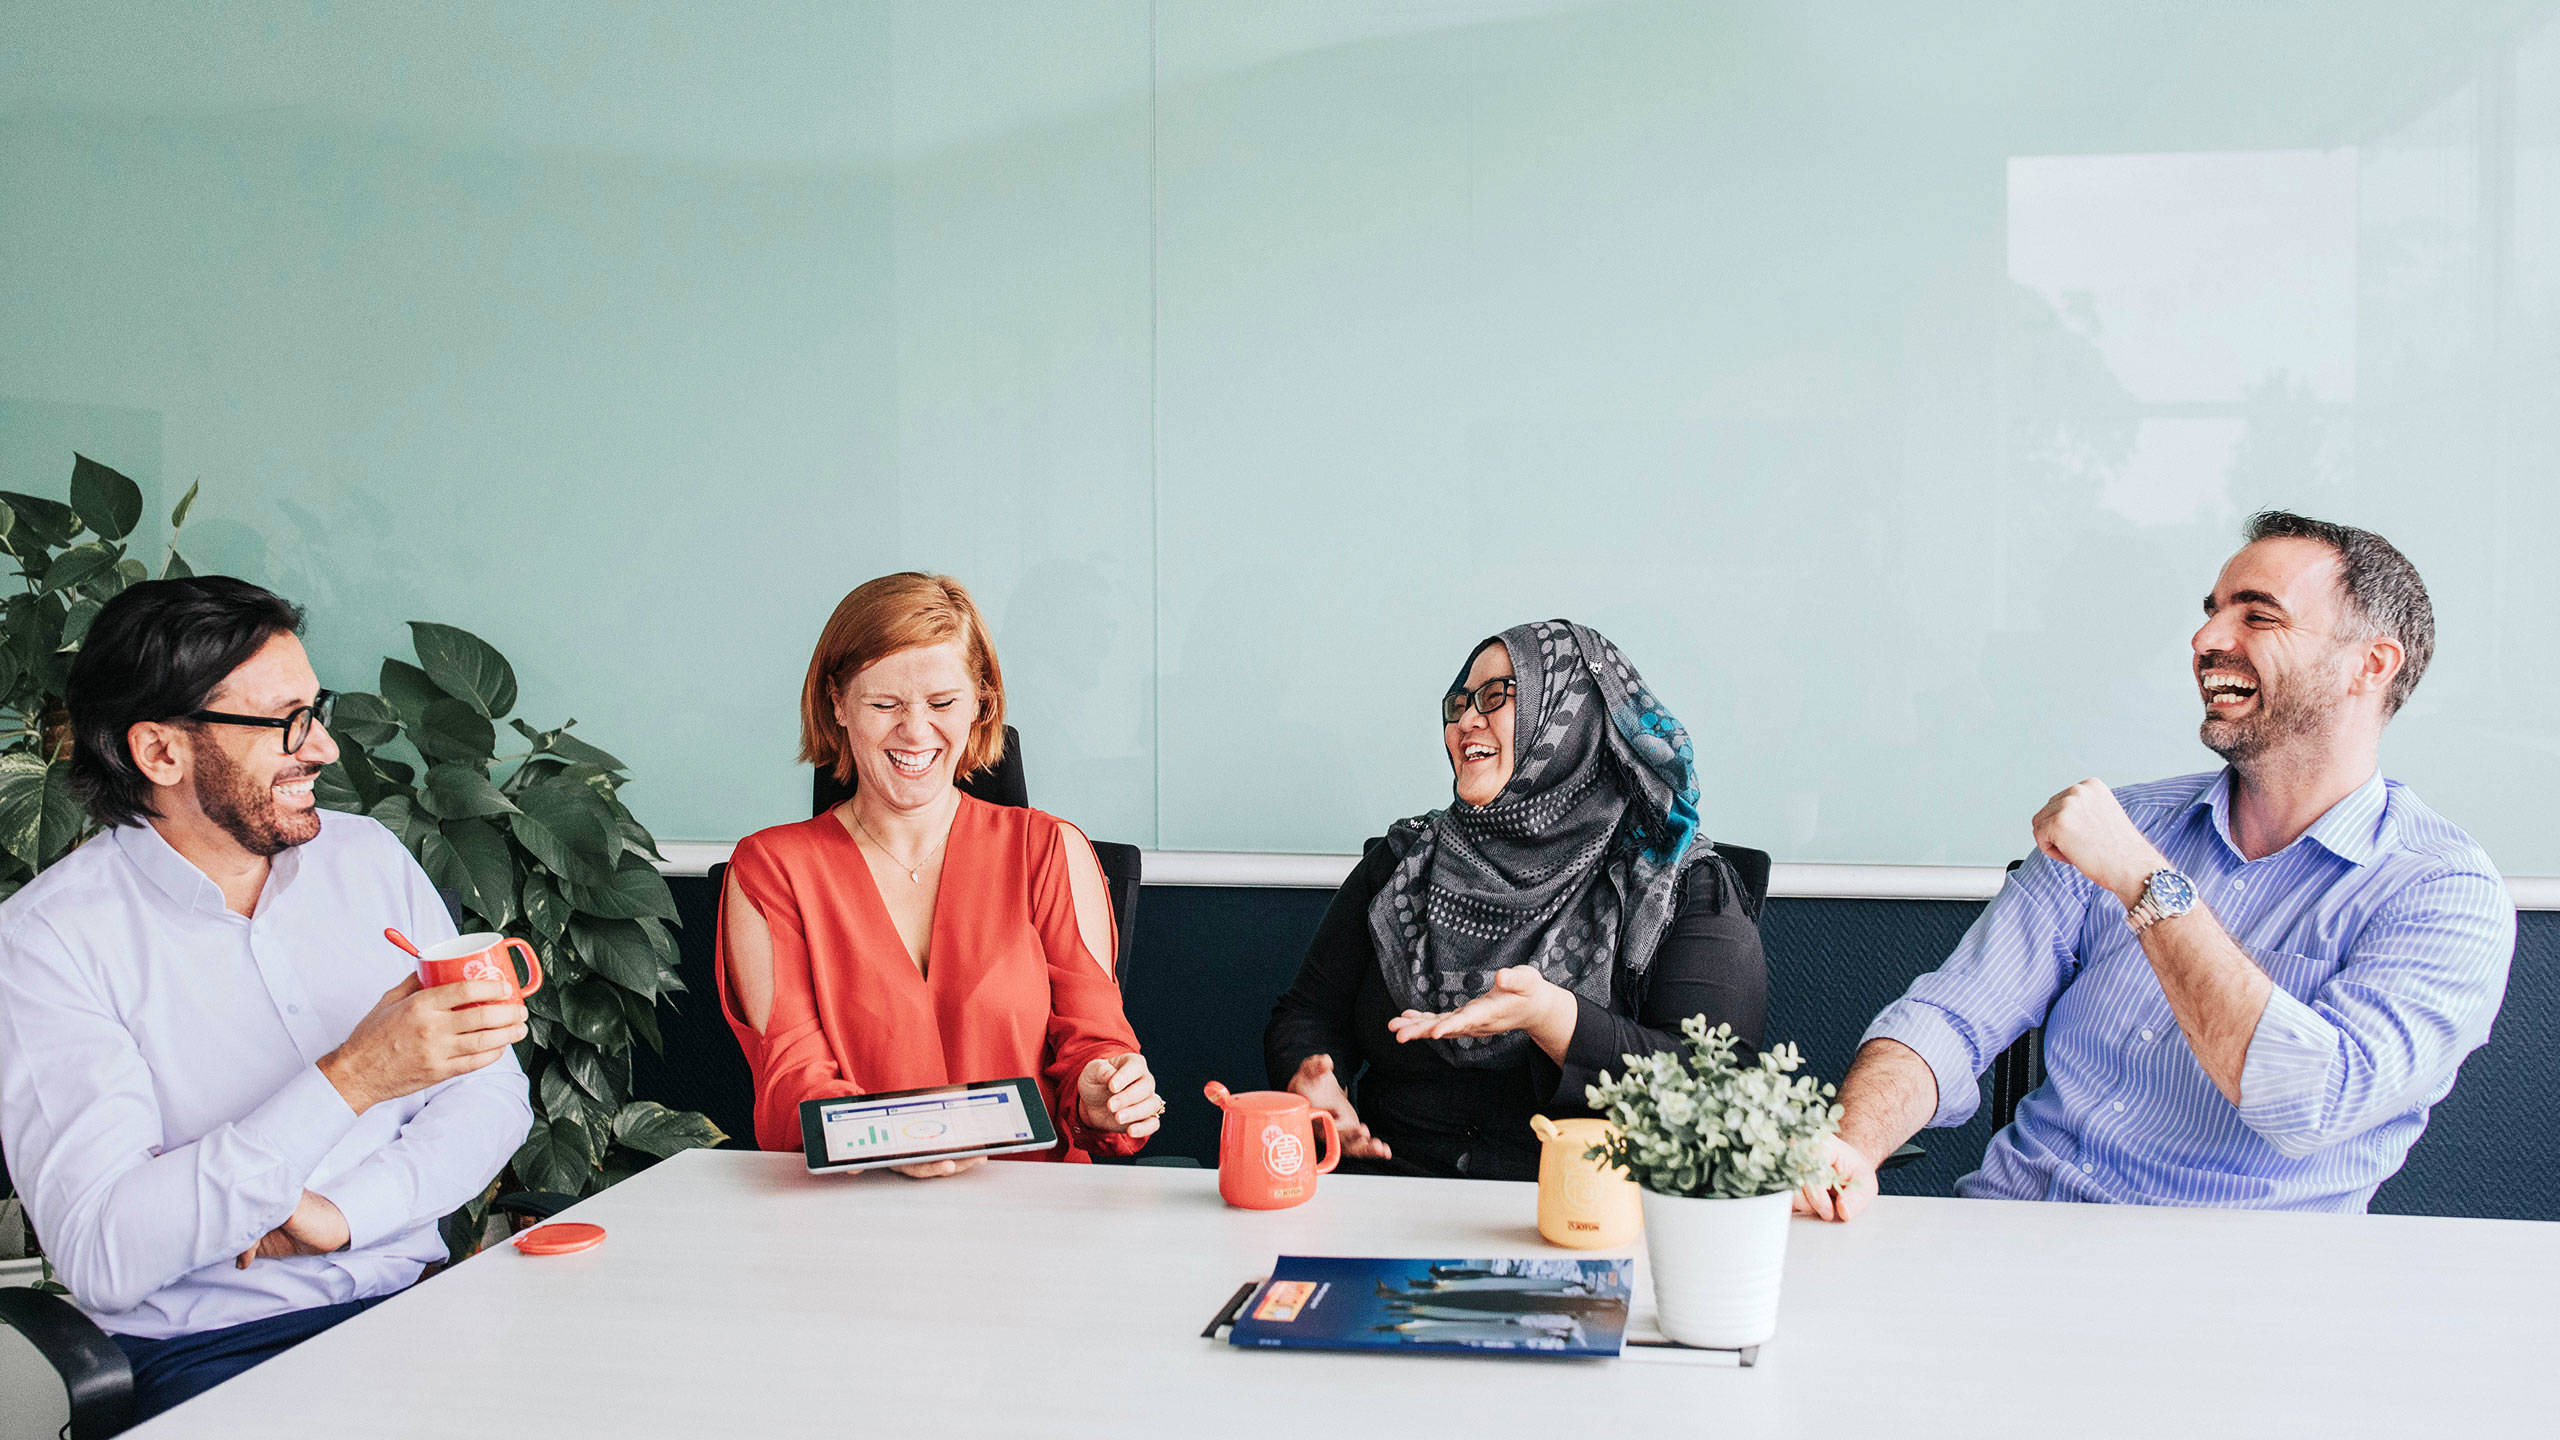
[2032,779,2170,907]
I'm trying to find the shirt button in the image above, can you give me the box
[2139,1028,2156,1042]
[2112,1101,2126,1113]
[2232,878,2247,892]
[288,1004,301,1015]
[2081,1163,2095,1174]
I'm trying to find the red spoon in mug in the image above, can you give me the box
[383,928,424,960]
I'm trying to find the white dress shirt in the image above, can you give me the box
[0,812,531,1338]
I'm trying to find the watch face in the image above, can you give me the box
[2149,869,2197,914]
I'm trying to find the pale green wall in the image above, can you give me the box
[6,2,2558,870]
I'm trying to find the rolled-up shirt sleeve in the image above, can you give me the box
[0,921,359,1316]
[2237,867,2514,1159]
[1862,852,2089,1130]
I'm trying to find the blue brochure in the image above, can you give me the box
[1228,1257,1631,1357]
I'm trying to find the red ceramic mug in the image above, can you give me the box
[1203,1081,1340,1210]
[416,932,543,1008]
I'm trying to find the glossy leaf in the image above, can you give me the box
[0,754,50,866]
[58,598,102,651]
[562,1042,626,1108]
[368,794,438,851]
[612,1101,726,1158]
[409,622,518,719]
[566,854,677,921]
[615,815,665,863]
[39,543,117,595]
[522,872,571,941]
[169,478,200,530]
[37,760,84,866]
[438,817,518,930]
[417,829,483,919]
[0,492,80,547]
[536,1059,582,1121]
[160,549,194,580]
[329,692,403,748]
[510,1115,599,1196]
[568,917,661,996]
[313,758,368,814]
[618,986,665,1055]
[378,658,450,730]
[423,763,517,819]
[559,980,629,1049]
[413,699,496,764]
[510,780,617,887]
[68,456,144,540]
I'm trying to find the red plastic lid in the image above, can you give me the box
[512,1222,606,1256]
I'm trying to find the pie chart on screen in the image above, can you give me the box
[903,1120,949,1140]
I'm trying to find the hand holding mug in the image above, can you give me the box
[1286,1053,1390,1161]
[1078,1052,1164,1136]
[320,973,527,1115]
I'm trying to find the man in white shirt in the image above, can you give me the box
[0,577,532,1422]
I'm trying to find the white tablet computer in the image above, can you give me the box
[799,1077,1060,1174]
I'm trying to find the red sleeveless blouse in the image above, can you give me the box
[715,796,1146,1161]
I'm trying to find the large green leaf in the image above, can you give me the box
[329,691,402,748]
[0,492,80,547]
[562,1041,628,1109]
[37,760,84,867]
[421,763,517,820]
[618,987,665,1055]
[565,853,677,921]
[438,817,517,930]
[0,754,51,866]
[614,814,664,863]
[68,455,144,541]
[545,726,627,773]
[378,658,450,730]
[313,758,369,814]
[39,543,117,596]
[367,793,438,852]
[536,1058,583,1121]
[567,917,661,996]
[559,979,629,1049]
[413,699,496,764]
[611,1101,725,1159]
[409,622,518,720]
[510,779,617,887]
[522,872,571,941]
[510,1115,599,1196]
[417,829,482,919]
[58,598,102,651]
[160,549,194,580]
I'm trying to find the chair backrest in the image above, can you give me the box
[811,725,1029,814]
[1709,842,1771,919]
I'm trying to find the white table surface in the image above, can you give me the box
[137,1149,2560,1437]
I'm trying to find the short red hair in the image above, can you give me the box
[798,572,1007,783]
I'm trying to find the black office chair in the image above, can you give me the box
[0,1281,131,1440]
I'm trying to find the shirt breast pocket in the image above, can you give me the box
[2248,946,2342,1003]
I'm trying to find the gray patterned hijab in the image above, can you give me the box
[1368,620,1710,1067]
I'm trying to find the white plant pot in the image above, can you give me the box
[1639,1187,1792,1349]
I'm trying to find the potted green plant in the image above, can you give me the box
[1584,1018,1841,1349]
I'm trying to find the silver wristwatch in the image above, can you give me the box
[2125,867,2198,935]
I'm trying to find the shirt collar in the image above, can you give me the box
[2187,766,2390,867]
[110,820,306,915]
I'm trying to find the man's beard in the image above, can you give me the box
[2199,655,2346,768]
[194,741,323,858]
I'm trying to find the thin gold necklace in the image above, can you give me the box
[849,805,946,884]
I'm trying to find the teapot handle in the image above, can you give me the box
[1202,1081,1232,1111]
[1529,1114,1560,1144]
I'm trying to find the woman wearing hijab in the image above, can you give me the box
[1262,621,1767,1181]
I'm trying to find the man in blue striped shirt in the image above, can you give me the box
[1801,512,2514,1218]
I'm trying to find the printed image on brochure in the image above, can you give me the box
[1228,1257,1631,1358]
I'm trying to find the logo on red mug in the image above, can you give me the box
[464,957,504,984]
[1262,1123,1304,1177]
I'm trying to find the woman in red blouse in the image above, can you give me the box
[717,572,1161,1173]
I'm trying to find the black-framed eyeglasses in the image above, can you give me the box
[1441,676,1516,725]
[188,689,337,753]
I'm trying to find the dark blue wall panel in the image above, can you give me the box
[646,874,2555,1220]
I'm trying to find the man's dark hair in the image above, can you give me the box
[2243,509,2434,717]
[66,577,307,829]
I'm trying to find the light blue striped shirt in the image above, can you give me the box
[1865,769,2514,1212]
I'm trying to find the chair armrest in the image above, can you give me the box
[0,1285,136,1440]
[1876,1142,1925,1172]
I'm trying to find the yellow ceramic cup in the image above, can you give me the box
[1530,1115,1643,1249]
